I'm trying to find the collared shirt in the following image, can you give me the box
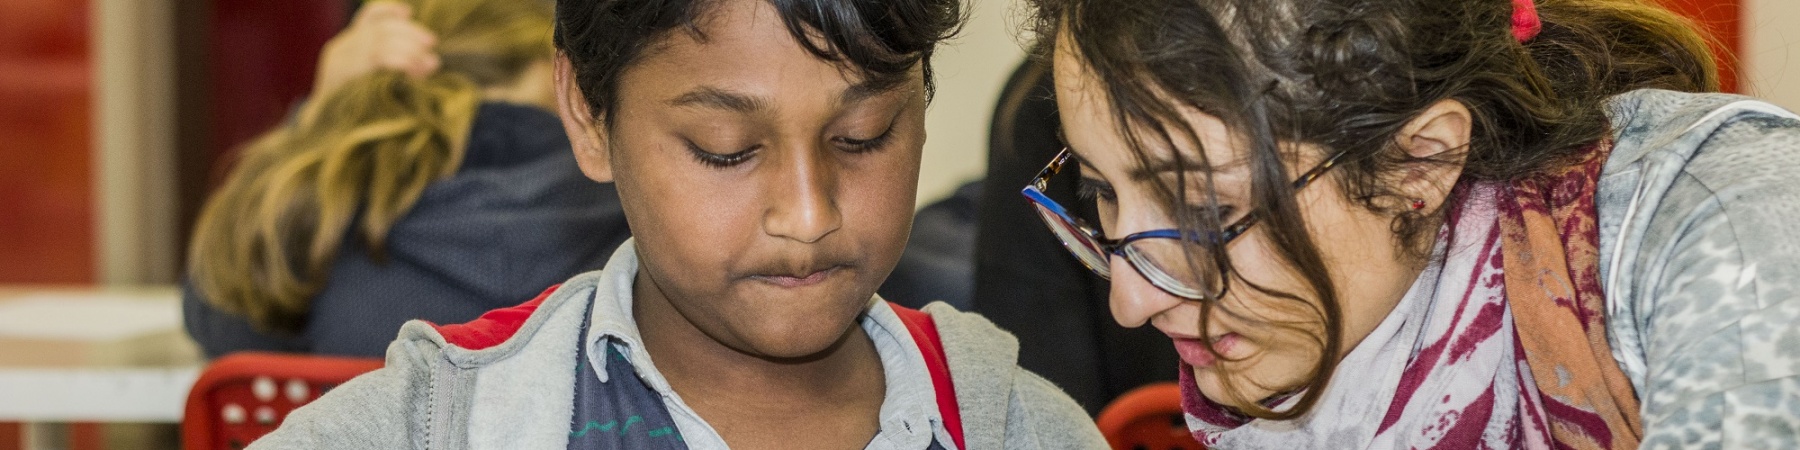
[577,248,956,449]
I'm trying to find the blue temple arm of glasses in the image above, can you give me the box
[1020,186,1120,243]
[1020,186,1068,215]
[1121,229,1183,240]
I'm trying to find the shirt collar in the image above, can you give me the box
[580,239,955,449]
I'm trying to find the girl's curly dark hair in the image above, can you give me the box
[1028,0,1716,419]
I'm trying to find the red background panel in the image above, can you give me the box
[0,0,94,284]
[205,0,348,183]
[1658,0,1743,92]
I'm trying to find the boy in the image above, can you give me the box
[248,0,1103,448]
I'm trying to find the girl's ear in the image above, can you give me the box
[1393,99,1473,211]
[554,52,613,183]
[1397,100,1472,160]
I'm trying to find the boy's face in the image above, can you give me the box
[561,0,924,359]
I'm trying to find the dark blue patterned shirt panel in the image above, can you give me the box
[568,334,687,450]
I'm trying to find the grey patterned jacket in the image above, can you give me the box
[1600,89,1800,449]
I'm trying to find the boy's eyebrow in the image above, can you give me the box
[666,78,901,114]
[837,78,903,106]
[668,87,768,113]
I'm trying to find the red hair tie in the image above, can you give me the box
[1512,0,1542,42]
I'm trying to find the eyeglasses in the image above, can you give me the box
[1020,147,1347,300]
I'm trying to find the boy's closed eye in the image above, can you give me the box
[681,120,900,168]
[684,138,761,167]
[831,120,899,154]
[679,107,906,168]
[821,95,911,156]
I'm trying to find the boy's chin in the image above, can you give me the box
[725,306,870,361]
[739,333,858,362]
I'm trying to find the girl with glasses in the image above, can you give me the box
[1022,0,1800,448]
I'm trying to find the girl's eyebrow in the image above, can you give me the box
[1065,144,1091,167]
[1064,128,1247,182]
[1127,158,1245,181]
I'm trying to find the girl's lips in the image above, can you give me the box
[1171,333,1239,368]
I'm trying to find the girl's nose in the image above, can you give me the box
[1107,256,1186,328]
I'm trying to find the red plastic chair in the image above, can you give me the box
[1097,382,1207,450]
[180,352,384,450]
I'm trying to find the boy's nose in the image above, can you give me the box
[763,146,843,244]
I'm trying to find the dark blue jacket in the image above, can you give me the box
[183,102,631,358]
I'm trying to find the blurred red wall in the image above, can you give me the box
[0,6,91,450]
[0,0,94,284]
[205,0,348,182]
[1659,0,1743,92]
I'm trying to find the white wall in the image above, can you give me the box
[916,0,1028,206]
[1744,0,1800,109]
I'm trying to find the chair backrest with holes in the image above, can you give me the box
[181,352,384,450]
[1096,382,1208,450]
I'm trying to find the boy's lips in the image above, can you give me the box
[751,266,842,288]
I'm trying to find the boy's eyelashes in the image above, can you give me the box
[832,124,897,153]
[680,123,900,168]
[685,139,761,168]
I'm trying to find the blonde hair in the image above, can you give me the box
[188,0,553,333]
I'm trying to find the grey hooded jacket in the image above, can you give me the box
[1597,89,1800,448]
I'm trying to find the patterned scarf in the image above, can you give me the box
[1497,140,1642,449]
[1180,142,1642,449]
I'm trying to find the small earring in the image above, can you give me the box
[1409,199,1426,211]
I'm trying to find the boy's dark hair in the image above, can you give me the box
[554,0,965,120]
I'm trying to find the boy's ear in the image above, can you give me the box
[554,52,613,183]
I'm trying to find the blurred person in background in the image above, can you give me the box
[183,0,630,358]
[878,179,983,310]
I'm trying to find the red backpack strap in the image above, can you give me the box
[429,284,559,350]
[890,303,966,450]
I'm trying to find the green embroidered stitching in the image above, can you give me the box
[570,420,617,438]
[569,416,681,441]
[647,427,681,441]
